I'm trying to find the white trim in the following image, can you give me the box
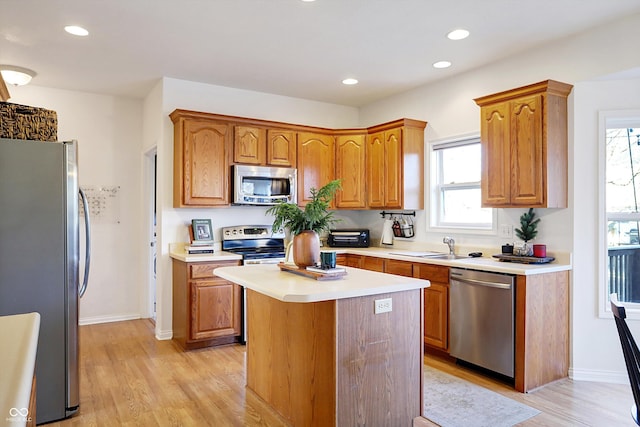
[569,367,630,385]
[79,313,141,326]
[427,133,496,234]
[598,110,640,319]
[155,329,173,340]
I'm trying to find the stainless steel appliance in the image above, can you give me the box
[222,225,285,343]
[232,164,297,205]
[449,268,514,378]
[327,229,370,248]
[0,138,91,423]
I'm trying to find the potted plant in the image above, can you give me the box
[266,179,341,267]
[514,208,540,256]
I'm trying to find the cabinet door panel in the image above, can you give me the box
[510,95,544,206]
[362,256,384,272]
[367,132,385,208]
[335,134,366,208]
[267,129,296,167]
[191,280,241,340]
[182,120,229,206]
[384,129,402,208]
[297,132,335,206]
[423,282,448,350]
[234,126,265,165]
[384,259,413,277]
[480,104,510,207]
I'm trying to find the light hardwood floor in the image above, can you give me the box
[47,319,636,426]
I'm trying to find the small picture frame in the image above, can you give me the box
[192,219,213,241]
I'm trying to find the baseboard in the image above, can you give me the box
[156,329,173,340]
[570,367,629,384]
[79,313,141,325]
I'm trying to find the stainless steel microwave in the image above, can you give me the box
[232,165,297,205]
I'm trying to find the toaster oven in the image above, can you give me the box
[327,229,370,248]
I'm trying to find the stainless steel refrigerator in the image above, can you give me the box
[0,138,90,424]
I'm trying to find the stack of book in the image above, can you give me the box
[305,266,346,274]
[185,242,215,254]
[186,218,215,254]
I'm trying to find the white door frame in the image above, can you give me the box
[142,146,157,319]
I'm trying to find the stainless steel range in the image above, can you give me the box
[221,225,285,344]
[221,225,286,264]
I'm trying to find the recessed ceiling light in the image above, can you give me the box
[433,61,452,69]
[301,0,316,2]
[0,65,37,86]
[65,25,89,36]
[342,78,358,85]
[447,29,470,40]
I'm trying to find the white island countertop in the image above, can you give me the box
[0,312,40,427]
[215,264,430,303]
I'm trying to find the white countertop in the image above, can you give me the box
[0,312,40,427]
[214,264,430,303]
[330,247,572,276]
[170,243,572,276]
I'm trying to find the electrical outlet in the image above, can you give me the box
[499,224,513,239]
[374,298,392,314]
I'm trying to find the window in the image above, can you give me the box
[602,114,640,312]
[429,136,494,231]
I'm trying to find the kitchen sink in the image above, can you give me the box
[421,254,469,260]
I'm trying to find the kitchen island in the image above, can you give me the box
[215,264,430,427]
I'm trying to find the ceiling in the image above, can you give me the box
[2,0,640,107]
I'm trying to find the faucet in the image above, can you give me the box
[443,236,455,255]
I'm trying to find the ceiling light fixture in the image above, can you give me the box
[447,29,470,40]
[64,25,89,36]
[0,65,37,86]
[342,78,358,85]
[432,61,452,69]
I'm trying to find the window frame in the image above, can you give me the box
[598,110,640,319]
[427,134,496,235]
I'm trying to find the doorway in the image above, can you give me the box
[144,147,157,321]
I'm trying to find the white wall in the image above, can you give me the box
[7,85,145,324]
[356,12,640,381]
[152,78,360,338]
[571,78,640,382]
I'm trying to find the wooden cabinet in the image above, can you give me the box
[515,270,569,392]
[171,110,230,207]
[474,80,573,208]
[384,258,414,277]
[366,119,426,209]
[267,129,296,167]
[233,125,266,165]
[335,134,366,209]
[170,110,425,209]
[172,259,242,350]
[297,132,335,206]
[414,264,450,351]
[232,126,296,167]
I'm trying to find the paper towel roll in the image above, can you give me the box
[381,219,394,245]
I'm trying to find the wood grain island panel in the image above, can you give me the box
[216,265,428,426]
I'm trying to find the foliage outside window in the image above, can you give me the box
[430,137,493,230]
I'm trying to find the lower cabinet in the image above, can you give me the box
[172,259,242,350]
[414,263,450,351]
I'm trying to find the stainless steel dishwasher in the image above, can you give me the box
[449,268,515,378]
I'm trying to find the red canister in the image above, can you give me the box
[533,244,546,258]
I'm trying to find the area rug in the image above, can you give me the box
[423,365,540,427]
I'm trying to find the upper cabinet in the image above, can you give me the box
[170,110,426,210]
[171,110,230,207]
[297,132,335,206]
[232,125,296,167]
[335,133,366,209]
[366,119,426,210]
[233,125,266,165]
[266,129,296,167]
[474,80,573,208]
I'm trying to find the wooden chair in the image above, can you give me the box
[611,293,640,425]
